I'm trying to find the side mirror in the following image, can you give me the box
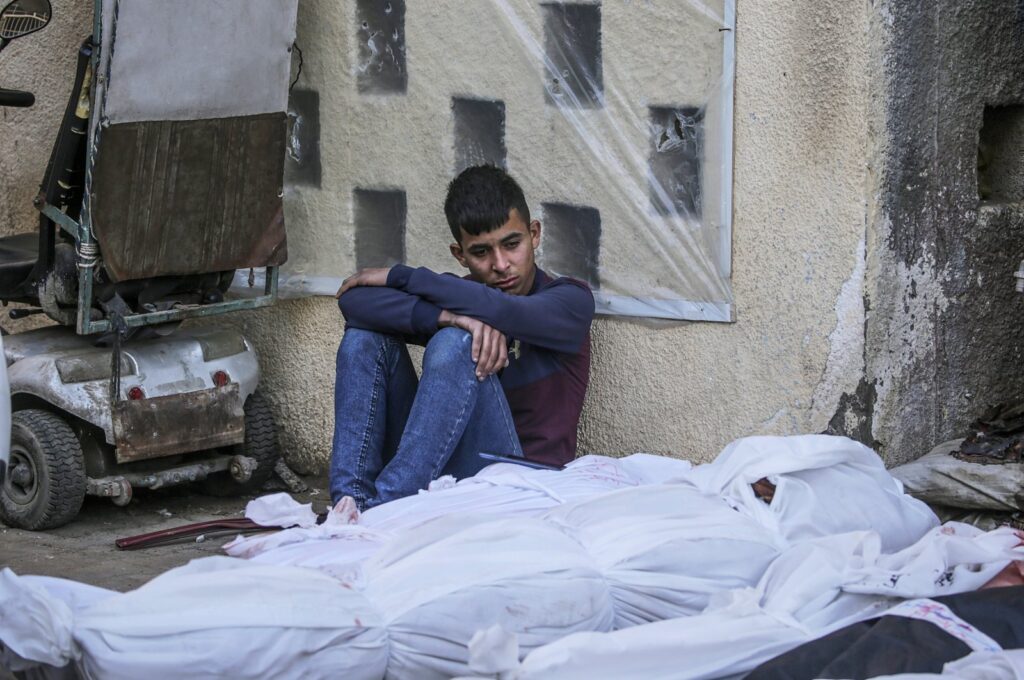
[0,0,51,43]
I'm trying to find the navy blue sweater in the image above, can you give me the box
[338,265,595,465]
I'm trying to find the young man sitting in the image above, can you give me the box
[331,165,596,510]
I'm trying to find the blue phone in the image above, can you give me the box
[477,452,564,471]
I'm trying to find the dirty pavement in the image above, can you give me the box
[0,476,327,591]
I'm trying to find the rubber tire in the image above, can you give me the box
[0,410,86,530]
[202,390,281,496]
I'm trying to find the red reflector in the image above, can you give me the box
[213,370,230,387]
[127,386,145,400]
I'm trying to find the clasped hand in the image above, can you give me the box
[337,268,507,381]
[438,310,508,381]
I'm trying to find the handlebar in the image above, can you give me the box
[0,88,35,107]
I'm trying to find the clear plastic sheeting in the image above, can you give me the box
[269,0,736,321]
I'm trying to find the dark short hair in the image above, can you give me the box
[444,165,531,242]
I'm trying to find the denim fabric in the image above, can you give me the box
[330,327,523,509]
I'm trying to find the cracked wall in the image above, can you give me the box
[858,0,1024,464]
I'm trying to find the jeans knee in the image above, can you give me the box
[423,327,473,373]
[338,328,389,364]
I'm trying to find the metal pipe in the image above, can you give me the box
[123,457,232,489]
[86,454,238,504]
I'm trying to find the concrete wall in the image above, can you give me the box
[850,0,1024,465]
[4,1,1016,473]
[239,0,873,471]
[0,1,90,242]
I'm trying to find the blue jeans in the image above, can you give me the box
[330,327,523,509]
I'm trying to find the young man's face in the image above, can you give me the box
[450,209,541,297]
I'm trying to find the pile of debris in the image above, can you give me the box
[955,402,1024,464]
[893,402,1024,530]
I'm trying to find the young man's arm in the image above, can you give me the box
[337,286,443,338]
[387,265,595,354]
[337,276,510,379]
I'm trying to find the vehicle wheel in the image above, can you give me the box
[0,410,86,530]
[202,390,281,496]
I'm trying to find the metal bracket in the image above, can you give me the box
[39,202,81,240]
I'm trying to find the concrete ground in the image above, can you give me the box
[0,475,329,592]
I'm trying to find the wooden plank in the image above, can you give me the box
[90,113,288,282]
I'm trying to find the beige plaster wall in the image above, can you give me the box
[266,0,872,471]
[576,0,869,462]
[0,0,873,472]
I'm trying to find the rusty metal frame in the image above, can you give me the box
[74,264,280,335]
[62,0,280,336]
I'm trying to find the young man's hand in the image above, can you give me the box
[438,310,508,381]
[335,268,391,298]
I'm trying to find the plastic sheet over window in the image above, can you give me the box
[254,0,736,321]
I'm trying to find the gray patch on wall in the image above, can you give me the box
[354,188,406,269]
[286,89,321,188]
[541,2,603,108]
[356,0,406,94]
[826,377,878,450]
[540,202,601,287]
[649,106,704,218]
[452,97,507,173]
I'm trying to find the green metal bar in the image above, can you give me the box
[79,267,280,335]
[266,265,279,297]
[76,257,97,334]
[39,203,81,240]
[77,0,105,335]
[81,292,279,335]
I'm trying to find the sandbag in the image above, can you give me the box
[1,558,389,680]
[363,514,615,680]
[490,525,1023,680]
[686,435,939,551]
[543,483,781,626]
